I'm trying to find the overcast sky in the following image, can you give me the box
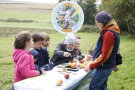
[0,0,58,3]
[0,0,101,4]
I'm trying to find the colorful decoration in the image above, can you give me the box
[51,1,84,34]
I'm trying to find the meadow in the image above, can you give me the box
[0,3,135,90]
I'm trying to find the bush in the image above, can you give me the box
[102,0,135,35]
[0,27,56,37]
[4,18,34,23]
[79,25,99,33]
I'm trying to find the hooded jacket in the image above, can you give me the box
[13,49,39,83]
[89,19,120,70]
[51,42,74,66]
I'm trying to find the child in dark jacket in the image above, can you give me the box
[40,33,50,61]
[29,48,53,71]
[32,33,53,71]
[51,33,76,66]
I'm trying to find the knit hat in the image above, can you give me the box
[95,11,112,25]
[64,32,76,44]
[29,48,38,59]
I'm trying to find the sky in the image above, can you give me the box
[14,0,58,3]
[0,0,59,3]
[0,0,101,4]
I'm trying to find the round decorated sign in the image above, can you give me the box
[51,1,84,34]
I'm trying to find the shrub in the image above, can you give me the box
[79,25,99,33]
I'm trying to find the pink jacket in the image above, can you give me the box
[13,49,40,83]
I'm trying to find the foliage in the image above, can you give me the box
[102,0,135,35]
[59,0,97,25]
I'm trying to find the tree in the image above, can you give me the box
[102,0,135,35]
[59,0,97,25]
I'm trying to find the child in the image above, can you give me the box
[32,33,53,71]
[41,33,50,48]
[51,33,76,66]
[40,33,50,62]
[29,48,40,70]
[73,35,82,59]
[13,31,43,83]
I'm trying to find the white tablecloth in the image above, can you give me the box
[14,65,90,90]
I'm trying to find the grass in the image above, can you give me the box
[107,36,135,90]
[0,21,53,29]
[0,10,53,29]
[0,32,135,90]
[0,10,52,22]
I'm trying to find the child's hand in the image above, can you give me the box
[41,68,46,75]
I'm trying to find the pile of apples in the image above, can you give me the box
[67,55,93,69]
[56,55,93,86]
[67,59,78,68]
[79,55,93,68]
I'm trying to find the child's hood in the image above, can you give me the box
[13,49,30,62]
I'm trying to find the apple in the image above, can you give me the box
[56,79,63,86]
[71,63,77,68]
[72,59,77,63]
[67,63,72,67]
[83,58,88,61]
[64,73,70,79]
[79,60,84,64]
[62,68,67,72]
[78,64,83,69]
[87,56,93,61]
[82,62,88,68]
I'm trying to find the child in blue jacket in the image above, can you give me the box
[30,33,53,71]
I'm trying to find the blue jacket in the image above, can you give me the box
[35,47,49,66]
[34,47,53,71]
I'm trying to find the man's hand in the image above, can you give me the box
[64,52,71,57]
[84,66,91,72]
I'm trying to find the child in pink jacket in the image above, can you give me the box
[12,31,43,84]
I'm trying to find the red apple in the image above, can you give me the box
[79,60,84,64]
[78,64,83,69]
[87,56,93,61]
[64,73,69,79]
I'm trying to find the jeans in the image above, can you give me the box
[89,67,113,90]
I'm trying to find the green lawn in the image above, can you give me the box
[0,10,52,22]
[0,21,53,29]
[0,32,135,90]
[0,10,54,29]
